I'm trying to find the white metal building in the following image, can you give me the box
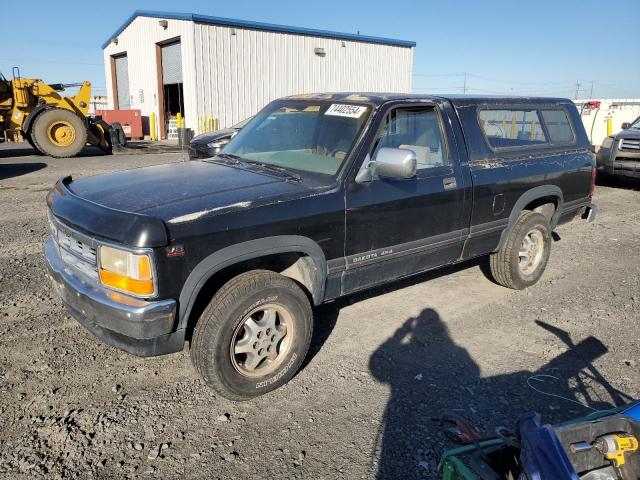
[102,11,415,139]
[575,98,640,148]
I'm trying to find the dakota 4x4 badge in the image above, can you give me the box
[325,104,368,118]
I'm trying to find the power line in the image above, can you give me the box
[412,72,577,86]
[0,57,103,66]
[466,73,574,86]
[412,73,466,77]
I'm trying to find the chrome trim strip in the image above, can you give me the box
[333,229,468,271]
[468,218,509,238]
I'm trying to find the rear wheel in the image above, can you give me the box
[31,108,87,158]
[191,270,313,400]
[489,211,552,289]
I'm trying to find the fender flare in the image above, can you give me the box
[495,185,564,251]
[177,235,327,330]
[21,104,51,135]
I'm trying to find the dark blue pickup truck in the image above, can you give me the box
[45,93,597,400]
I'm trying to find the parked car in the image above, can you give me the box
[187,117,251,159]
[596,116,640,178]
[45,93,596,400]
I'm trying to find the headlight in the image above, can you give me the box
[207,139,229,149]
[98,245,155,297]
[601,136,614,149]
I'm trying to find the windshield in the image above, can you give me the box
[232,116,252,129]
[223,100,371,176]
[631,116,640,129]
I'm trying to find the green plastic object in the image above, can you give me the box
[440,439,504,480]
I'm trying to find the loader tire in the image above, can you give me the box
[23,131,43,155]
[31,109,87,158]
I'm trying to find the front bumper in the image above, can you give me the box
[596,143,640,178]
[45,239,184,357]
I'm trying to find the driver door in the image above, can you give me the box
[343,103,469,293]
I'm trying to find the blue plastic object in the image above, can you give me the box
[624,402,640,422]
[517,412,580,480]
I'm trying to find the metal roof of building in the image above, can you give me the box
[101,10,416,49]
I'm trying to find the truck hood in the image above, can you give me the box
[69,160,310,218]
[190,128,237,145]
[615,128,640,140]
[51,161,312,246]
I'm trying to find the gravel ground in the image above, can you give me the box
[0,144,638,479]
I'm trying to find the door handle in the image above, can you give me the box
[443,177,457,190]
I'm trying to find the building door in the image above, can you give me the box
[112,54,130,110]
[158,40,184,139]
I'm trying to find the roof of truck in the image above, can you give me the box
[284,92,574,106]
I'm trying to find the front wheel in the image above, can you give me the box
[489,211,552,289]
[191,270,313,400]
[23,131,43,155]
[31,108,88,158]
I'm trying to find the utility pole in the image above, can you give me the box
[463,73,468,94]
[589,81,594,98]
[574,80,581,100]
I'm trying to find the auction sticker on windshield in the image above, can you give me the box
[325,104,368,118]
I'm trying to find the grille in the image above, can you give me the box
[57,228,97,264]
[49,215,99,281]
[619,139,640,151]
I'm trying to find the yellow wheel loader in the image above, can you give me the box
[0,67,126,158]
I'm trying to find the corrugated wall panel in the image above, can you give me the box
[104,16,413,135]
[193,23,413,130]
[114,55,131,109]
[161,42,183,84]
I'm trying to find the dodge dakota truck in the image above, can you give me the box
[45,93,597,400]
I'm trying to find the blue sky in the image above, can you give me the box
[2,0,639,99]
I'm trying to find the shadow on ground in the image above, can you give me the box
[368,308,633,479]
[0,161,47,180]
[0,144,107,159]
[596,173,640,191]
[0,146,43,158]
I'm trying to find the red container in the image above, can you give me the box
[95,109,143,139]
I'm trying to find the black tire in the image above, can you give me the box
[23,130,43,155]
[191,270,313,401]
[489,211,552,290]
[31,108,87,158]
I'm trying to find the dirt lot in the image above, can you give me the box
[0,144,638,479]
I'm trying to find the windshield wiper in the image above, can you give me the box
[240,159,303,182]
[211,153,241,164]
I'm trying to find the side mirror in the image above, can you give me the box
[621,122,631,130]
[355,147,417,183]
